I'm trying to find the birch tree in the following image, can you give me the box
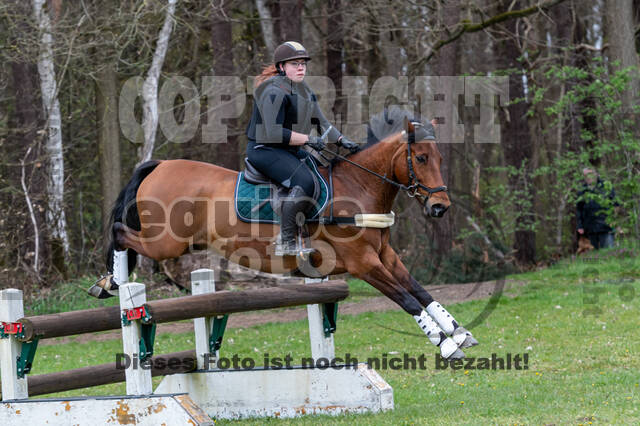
[32,0,69,258]
[255,0,276,53]
[137,0,178,167]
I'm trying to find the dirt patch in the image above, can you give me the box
[41,279,523,347]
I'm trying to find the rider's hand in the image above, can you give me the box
[337,136,359,153]
[306,136,326,151]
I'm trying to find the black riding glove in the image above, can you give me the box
[337,136,359,153]
[306,136,326,151]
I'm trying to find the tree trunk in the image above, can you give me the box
[429,0,460,255]
[138,0,178,166]
[549,1,575,249]
[365,33,385,90]
[497,0,536,265]
[32,0,70,269]
[605,0,640,119]
[211,3,239,170]
[96,63,121,235]
[278,0,303,42]
[326,0,344,118]
[10,60,46,276]
[255,0,276,52]
[635,0,640,55]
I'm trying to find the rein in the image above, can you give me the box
[315,127,448,201]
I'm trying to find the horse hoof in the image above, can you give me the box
[440,338,464,359]
[448,349,465,360]
[453,327,478,348]
[88,275,119,299]
[87,285,113,299]
[461,335,479,348]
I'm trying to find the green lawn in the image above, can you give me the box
[19,246,640,424]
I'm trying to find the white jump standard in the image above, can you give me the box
[0,287,212,426]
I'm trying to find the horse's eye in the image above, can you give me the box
[416,155,427,163]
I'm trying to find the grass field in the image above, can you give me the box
[19,245,640,425]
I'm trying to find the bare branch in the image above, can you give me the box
[420,0,569,67]
[20,146,40,277]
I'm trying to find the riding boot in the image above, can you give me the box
[275,186,315,256]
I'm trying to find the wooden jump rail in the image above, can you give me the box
[16,281,349,342]
[8,350,196,398]
[1,280,347,400]
[0,265,393,423]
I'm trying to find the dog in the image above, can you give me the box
[577,235,595,255]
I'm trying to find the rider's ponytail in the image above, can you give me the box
[254,64,279,88]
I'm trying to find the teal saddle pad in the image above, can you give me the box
[234,157,330,224]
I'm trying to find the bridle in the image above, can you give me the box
[317,121,448,204]
[404,121,448,203]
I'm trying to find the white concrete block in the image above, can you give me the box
[155,364,394,419]
[0,394,213,425]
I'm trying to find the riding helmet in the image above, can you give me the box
[274,41,312,65]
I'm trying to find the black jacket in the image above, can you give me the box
[576,178,617,234]
[245,75,342,150]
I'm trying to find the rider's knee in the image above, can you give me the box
[292,175,315,198]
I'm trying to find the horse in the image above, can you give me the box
[92,108,478,359]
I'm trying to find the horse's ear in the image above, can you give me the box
[431,118,438,128]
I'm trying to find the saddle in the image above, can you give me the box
[235,156,330,224]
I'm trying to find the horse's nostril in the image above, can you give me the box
[431,203,448,217]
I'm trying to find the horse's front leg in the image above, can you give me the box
[345,249,464,360]
[379,244,479,349]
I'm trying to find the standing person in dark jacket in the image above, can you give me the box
[246,41,358,256]
[576,168,617,249]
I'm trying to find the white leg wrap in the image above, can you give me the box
[439,338,460,359]
[426,301,458,335]
[414,311,462,359]
[113,250,129,285]
[414,311,445,346]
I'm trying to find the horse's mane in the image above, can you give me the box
[331,107,433,163]
[367,106,434,146]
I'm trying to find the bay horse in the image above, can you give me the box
[93,108,478,359]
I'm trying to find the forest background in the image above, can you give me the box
[1,0,638,289]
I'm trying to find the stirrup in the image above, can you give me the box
[274,232,315,257]
[274,241,315,257]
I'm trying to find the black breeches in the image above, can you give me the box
[247,142,316,197]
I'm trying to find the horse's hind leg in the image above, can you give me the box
[113,222,149,255]
[379,244,479,349]
[88,223,154,299]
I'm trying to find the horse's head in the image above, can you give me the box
[392,118,450,218]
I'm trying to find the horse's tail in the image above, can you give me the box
[105,160,161,274]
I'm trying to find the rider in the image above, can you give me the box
[246,41,359,256]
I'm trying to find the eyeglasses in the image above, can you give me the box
[287,61,307,68]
